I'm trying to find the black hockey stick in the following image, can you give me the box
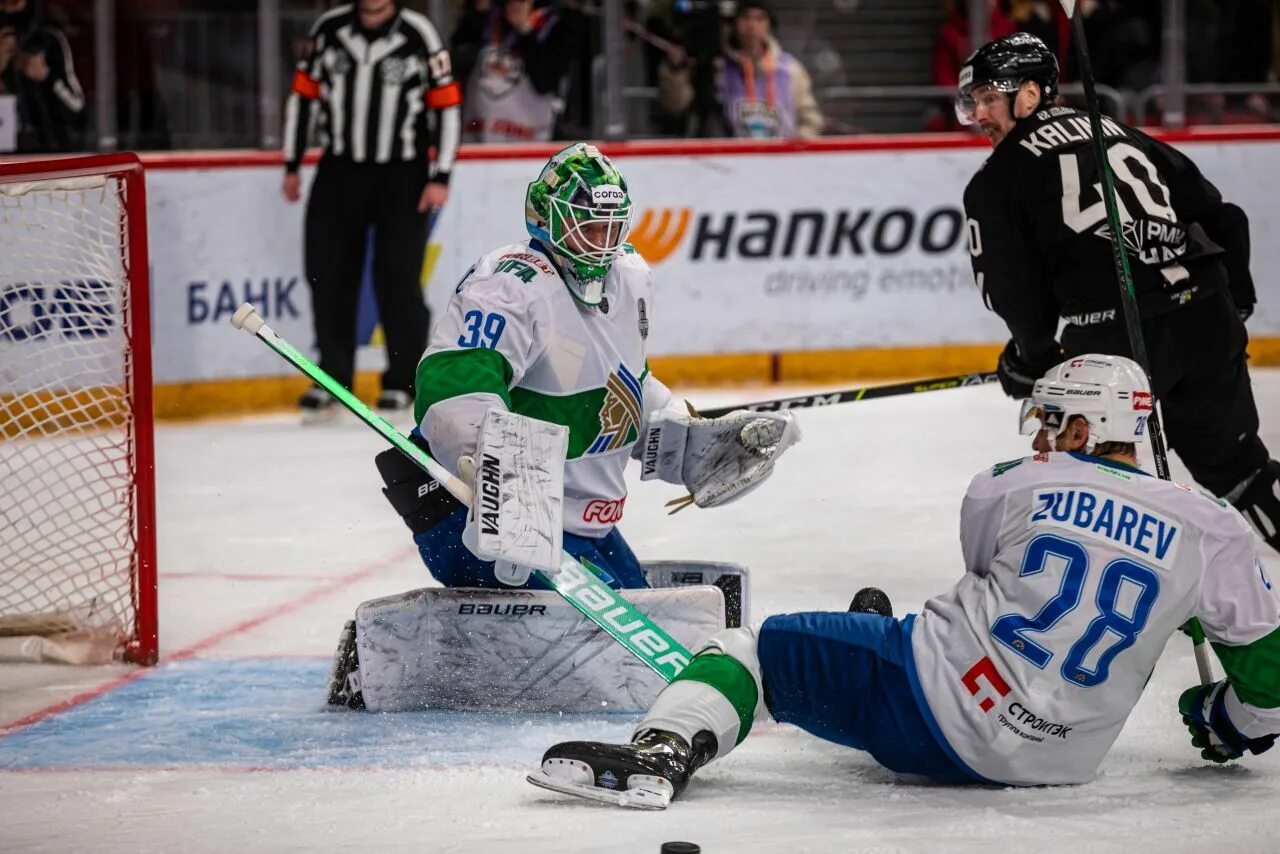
[1060,1,1170,481]
[696,371,998,420]
[1059,1,1212,684]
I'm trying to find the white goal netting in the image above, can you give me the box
[0,169,153,664]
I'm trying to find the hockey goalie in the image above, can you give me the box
[324,143,801,713]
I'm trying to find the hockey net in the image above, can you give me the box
[0,154,158,665]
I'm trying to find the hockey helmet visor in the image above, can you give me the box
[1018,400,1068,437]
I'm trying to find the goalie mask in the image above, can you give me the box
[525,142,633,306]
[1018,354,1153,453]
[956,33,1059,126]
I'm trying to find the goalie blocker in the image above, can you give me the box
[326,561,749,713]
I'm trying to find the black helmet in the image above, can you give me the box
[956,33,1059,123]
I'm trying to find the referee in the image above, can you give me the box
[282,0,461,420]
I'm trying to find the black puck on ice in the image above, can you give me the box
[660,844,700,854]
[849,586,893,617]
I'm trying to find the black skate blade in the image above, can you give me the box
[525,769,672,810]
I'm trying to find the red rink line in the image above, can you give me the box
[0,545,420,739]
[160,571,337,582]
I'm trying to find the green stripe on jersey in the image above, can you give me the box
[509,386,617,459]
[672,652,758,745]
[1215,626,1280,708]
[415,349,514,423]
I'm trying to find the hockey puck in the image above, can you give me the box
[849,586,893,617]
[660,844,700,854]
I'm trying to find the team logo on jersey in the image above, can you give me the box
[991,458,1025,477]
[589,364,644,454]
[637,298,649,339]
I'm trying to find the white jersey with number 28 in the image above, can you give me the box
[910,451,1277,785]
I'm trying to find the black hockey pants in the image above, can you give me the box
[1061,289,1270,497]
[304,156,431,395]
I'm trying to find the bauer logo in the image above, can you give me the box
[553,559,690,678]
[457,603,547,616]
[959,66,973,88]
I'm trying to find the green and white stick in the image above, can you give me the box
[230,302,692,682]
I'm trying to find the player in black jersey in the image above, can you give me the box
[958,33,1280,551]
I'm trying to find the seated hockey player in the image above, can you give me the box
[530,354,1280,807]
[374,141,800,591]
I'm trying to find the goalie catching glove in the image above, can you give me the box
[637,405,801,512]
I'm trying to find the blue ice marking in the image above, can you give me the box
[0,659,638,770]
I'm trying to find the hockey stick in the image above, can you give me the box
[229,303,692,683]
[697,371,998,420]
[1057,0,1212,681]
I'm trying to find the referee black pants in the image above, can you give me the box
[1062,290,1270,496]
[304,156,431,395]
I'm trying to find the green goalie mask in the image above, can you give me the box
[525,143,633,305]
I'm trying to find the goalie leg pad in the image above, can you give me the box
[643,560,750,626]
[351,586,727,712]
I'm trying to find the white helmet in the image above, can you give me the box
[1019,354,1153,453]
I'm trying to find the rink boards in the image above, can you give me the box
[14,130,1280,416]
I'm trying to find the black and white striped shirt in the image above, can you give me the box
[283,4,461,181]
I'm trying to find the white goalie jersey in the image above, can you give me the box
[416,240,672,537]
[910,451,1279,785]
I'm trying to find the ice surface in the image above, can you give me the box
[2,374,1280,853]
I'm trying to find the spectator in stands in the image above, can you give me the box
[662,0,822,139]
[0,0,83,152]
[452,0,573,143]
[646,0,727,137]
[1186,0,1275,124]
[928,1,1016,131]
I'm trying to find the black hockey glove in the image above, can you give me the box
[996,339,1059,399]
[1179,681,1277,763]
[374,433,463,535]
[1238,303,1255,322]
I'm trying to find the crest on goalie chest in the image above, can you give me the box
[589,363,643,454]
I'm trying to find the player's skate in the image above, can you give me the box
[526,729,716,810]
[324,619,365,710]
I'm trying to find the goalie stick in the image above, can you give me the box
[1056,0,1211,683]
[229,302,692,683]
[697,371,998,420]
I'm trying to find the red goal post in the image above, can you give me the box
[0,153,158,666]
